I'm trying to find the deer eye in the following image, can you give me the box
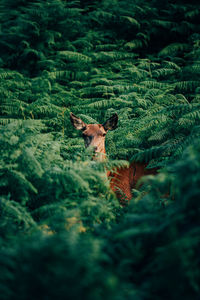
[103,133,106,137]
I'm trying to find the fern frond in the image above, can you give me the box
[124,39,144,50]
[57,51,92,63]
[90,10,117,23]
[136,59,160,70]
[0,70,23,80]
[174,81,200,92]
[86,100,116,109]
[1,169,37,205]
[89,78,114,86]
[72,38,93,51]
[136,32,150,42]
[185,9,200,19]
[141,81,171,89]
[131,145,166,163]
[158,104,195,117]
[0,99,28,118]
[152,68,179,78]
[95,44,119,51]
[0,196,36,233]
[158,43,189,57]
[144,89,160,102]
[148,128,170,143]
[178,110,200,126]
[28,100,62,118]
[132,84,150,93]
[163,60,181,70]
[123,66,149,80]
[80,85,114,98]
[171,21,197,35]
[192,94,200,103]
[0,118,20,126]
[21,48,41,60]
[47,70,89,81]
[173,133,200,157]
[76,114,98,124]
[92,51,137,62]
[152,19,175,29]
[186,64,200,75]
[175,94,189,104]
[120,16,140,29]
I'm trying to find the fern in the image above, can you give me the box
[47,70,89,81]
[158,43,190,57]
[1,1,200,298]
[120,15,140,29]
[174,81,200,92]
[185,9,200,20]
[0,195,36,237]
[152,68,179,78]
[124,39,144,50]
[92,51,137,62]
[141,81,171,89]
[57,51,92,63]
[152,19,175,29]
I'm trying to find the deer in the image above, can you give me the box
[70,112,157,204]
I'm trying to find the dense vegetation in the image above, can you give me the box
[0,0,200,299]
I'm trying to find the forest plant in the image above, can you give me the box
[0,0,200,299]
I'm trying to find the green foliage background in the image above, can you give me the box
[0,0,200,299]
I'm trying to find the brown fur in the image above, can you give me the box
[109,162,157,204]
[82,124,106,155]
[70,112,157,203]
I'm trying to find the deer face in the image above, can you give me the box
[70,112,118,156]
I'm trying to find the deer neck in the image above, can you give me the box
[94,147,106,161]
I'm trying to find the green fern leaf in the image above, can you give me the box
[57,51,92,63]
[120,16,140,28]
[158,43,189,57]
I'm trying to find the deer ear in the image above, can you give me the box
[103,113,118,131]
[70,112,86,130]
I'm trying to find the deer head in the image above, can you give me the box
[70,112,118,158]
